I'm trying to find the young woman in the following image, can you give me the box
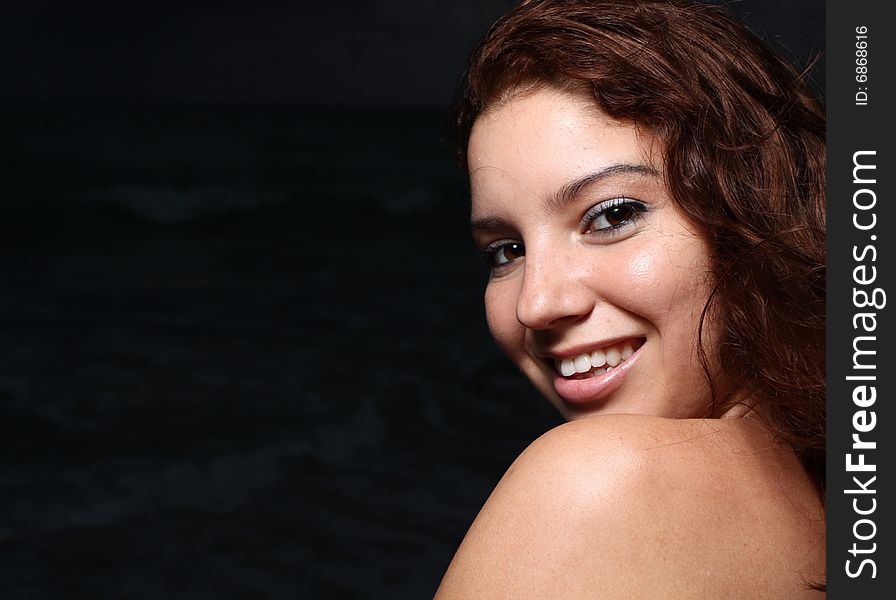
[435,1,825,597]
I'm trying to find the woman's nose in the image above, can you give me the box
[515,248,595,330]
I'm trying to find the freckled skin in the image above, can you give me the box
[469,88,718,420]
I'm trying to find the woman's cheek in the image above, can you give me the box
[627,246,657,282]
[615,247,666,308]
[619,238,710,315]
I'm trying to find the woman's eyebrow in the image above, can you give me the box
[543,163,659,213]
[470,214,511,234]
[470,163,658,234]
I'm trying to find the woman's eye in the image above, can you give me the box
[482,241,525,268]
[585,199,647,233]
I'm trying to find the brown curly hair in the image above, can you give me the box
[453,0,826,495]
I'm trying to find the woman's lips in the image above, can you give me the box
[551,340,643,406]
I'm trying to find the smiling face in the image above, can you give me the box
[468,87,722,420]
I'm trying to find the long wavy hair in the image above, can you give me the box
[453,0,826,495]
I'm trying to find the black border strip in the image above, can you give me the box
[827,1,894,594]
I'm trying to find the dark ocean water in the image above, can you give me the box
[0,101,562,599]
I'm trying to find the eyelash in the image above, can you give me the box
[478,197,648,271]
[582,197,648,235]
[478,240,524,270]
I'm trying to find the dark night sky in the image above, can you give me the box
[1,0,823,107]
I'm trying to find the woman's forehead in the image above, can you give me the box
[468,89,665,204]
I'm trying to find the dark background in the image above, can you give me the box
[1,2,823,598]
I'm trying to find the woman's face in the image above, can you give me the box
[468,87,720,421]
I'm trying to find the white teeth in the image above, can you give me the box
[556,341,640,377]
[560,358,576,377]
[574,355,591,373]
[606,348,621,367]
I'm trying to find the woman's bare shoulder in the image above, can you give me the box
[435,415,825,599]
